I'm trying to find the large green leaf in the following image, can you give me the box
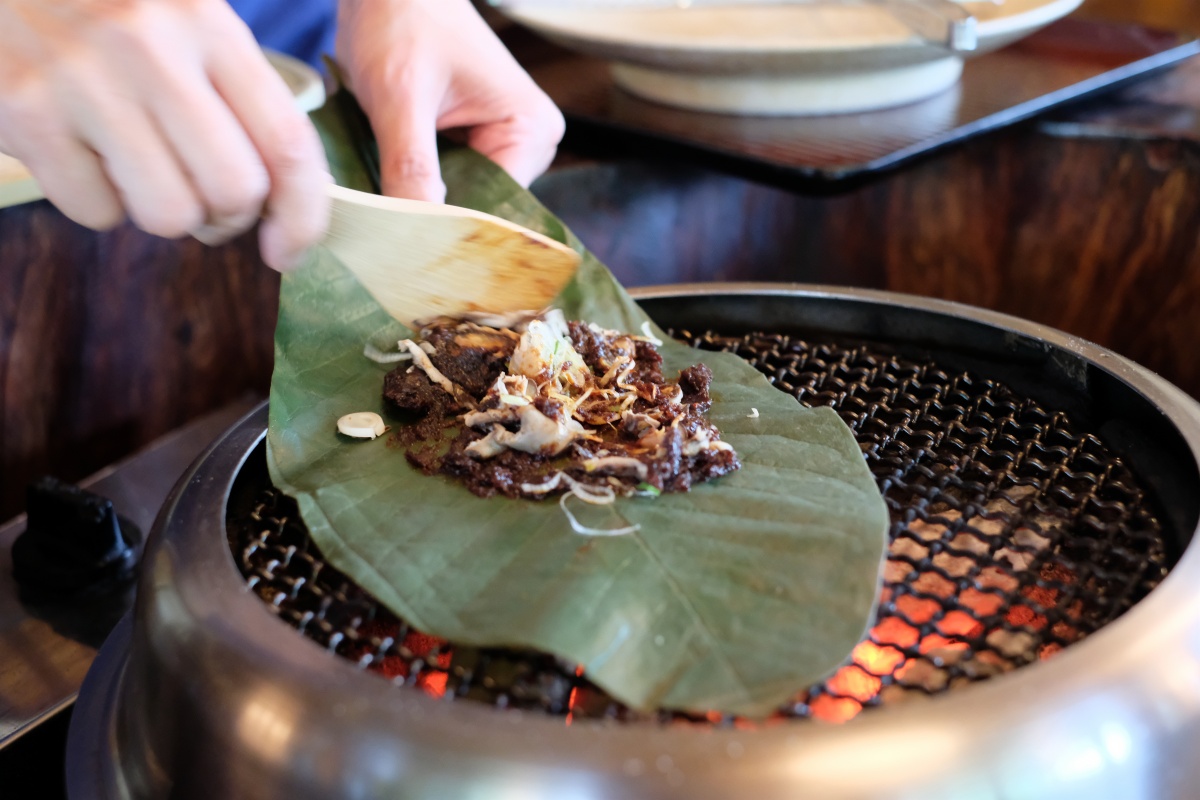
[265,99,888,717]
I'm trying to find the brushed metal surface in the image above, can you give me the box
[67,287,1200,799]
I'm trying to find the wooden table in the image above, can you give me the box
[1078,0,1200,34]
[0,211,278,519]
[1,1,1199,522]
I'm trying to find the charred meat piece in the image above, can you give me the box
[384,368,447,416]
[423,326,516,397]
[679,364,713,412]
[384,314,740,501]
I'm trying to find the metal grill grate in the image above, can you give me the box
[226,332,1171,725]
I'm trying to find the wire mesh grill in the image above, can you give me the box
[226,331,1172,725]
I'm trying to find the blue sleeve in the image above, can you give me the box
[227,0,338,71]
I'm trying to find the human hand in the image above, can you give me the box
[336,0,565,202]
[0,0,331,271]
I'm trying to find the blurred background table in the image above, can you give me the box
[0,0,1198,525]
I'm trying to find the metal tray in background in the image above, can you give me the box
[517,18,1200,190]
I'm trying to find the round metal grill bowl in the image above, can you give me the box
[68,286,1200,800]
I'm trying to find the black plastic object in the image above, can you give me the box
[11,477,142,600]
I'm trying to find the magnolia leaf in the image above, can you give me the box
[265,99,888,716]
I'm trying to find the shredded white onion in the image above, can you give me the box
[748,408,760,419]
[622,411,662,430]
[639,322,664,347]
[363,343,413,364]
[559,493,640,538]
[614,363,636,387]
[572,386,594,411]
[463,407,518,428]
[585,457,649,481]
[599,357,630,387]
[520,473,565,495]
[564,474,616,505]
[465,425,509,459]
[519,472,618,506]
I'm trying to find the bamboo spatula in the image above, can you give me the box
[322,184,581,327]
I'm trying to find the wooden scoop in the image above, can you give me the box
[322,184,581,327]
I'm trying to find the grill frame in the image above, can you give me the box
[67,285,1200,800]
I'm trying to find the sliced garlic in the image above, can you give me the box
[337,412,387,439]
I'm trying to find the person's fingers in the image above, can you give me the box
[206,15,329,270]
[18,135,124,230]
[145,61,270,246]
[467,100,565,188]
[0,88,124,231]
[0,0,334,259]
[74,87,205,240]
[367,84,447,203]
[337,0,568,199]
[252,124,331,272]
[334,12,447,201]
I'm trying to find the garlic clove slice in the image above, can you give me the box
[337,412,387,439]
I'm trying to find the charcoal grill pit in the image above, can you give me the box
[224,327,1172,726]
[67,286,1200,800]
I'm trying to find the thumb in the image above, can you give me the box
[372,100,446,203]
